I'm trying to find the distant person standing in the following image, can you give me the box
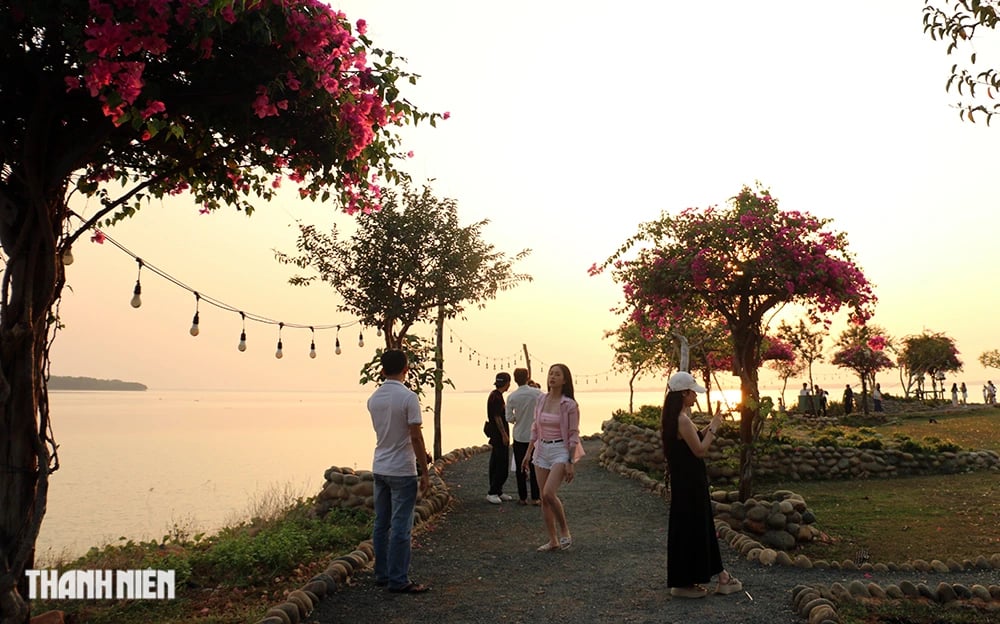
[843,385,854,415]
[661,371,742,598]
[506,368,544,506]
[960,382,968,405]
[485,372,513,504]
[368,349,431,594]
[951,383,959,406]
[521,363,584,551]
[989,381,997,404]
[872,383,884,413]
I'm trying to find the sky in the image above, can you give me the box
[52,1,1000,396]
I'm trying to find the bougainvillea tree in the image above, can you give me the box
[831,324,894,415]
[595,185,875,500]
[0,1,439,619]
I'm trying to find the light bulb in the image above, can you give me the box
[275,340,283,359]
[310,341,317,359]
[335,339,342,355]
[238,330,247,352]
[130,281,142,308]
[376,327,382,338]
[62,248,74,266]
[358,331,364,348]
[189,312,200,336]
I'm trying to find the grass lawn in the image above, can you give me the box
[761,404,1000,564]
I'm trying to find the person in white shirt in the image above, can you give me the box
[368,349,430,594]
[506,368,544,506]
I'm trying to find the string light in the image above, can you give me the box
[335,325,342,355]
[238,312,247,352]
[130,258,143,308]
[358,329,364,348]
[275,322,284,359]
[309,326,317,359]
[189,292,200,336]
[62,246,74,266]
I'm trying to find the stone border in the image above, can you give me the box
[600,447,1000,623]
[250,444,487,624]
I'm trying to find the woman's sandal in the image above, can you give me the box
[715,575,743,595]
[536,542,559,552]
[670,585,708,599]
[558,536,573,551]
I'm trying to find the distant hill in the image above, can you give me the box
[49,376,147,391]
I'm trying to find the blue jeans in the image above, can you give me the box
[372,473,418,589]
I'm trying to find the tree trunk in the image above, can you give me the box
[731,323,762,502]
[1,195,65,624]
[432,304,444,460]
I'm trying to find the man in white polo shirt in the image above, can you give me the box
[368,349,431,594]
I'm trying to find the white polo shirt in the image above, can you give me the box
[368,380,422,476]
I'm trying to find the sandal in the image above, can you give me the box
[715,575,743,595]
[536,542,559,552]
[388,582,430,594]
[670,585,708,599]
[558,536,573,551]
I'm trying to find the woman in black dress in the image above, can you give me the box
[661,371,742,598]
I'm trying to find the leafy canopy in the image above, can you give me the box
[924,0,1000,124]
[596,184,876,343]
[276,183,531,350]
[1,0,441,230]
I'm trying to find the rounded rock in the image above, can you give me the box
[935,582,958,603]
[264,609,292,624]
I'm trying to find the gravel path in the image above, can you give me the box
[310,439,1000,624]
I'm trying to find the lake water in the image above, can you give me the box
[38,388,688,560]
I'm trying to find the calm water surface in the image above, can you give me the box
[39,388,682,559]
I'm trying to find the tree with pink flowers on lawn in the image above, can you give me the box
[0,2,440,620]
[595,184,876,500]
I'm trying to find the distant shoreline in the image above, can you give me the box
[49,376,147,391]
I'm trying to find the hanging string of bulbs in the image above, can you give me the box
[445,323,617,387]
[83,230,368,359]
[68,226,619,384]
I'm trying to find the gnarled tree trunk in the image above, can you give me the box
[0,187,66,623]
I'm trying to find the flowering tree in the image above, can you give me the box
[596,185,875,500]
[0,2,438,619]
[899,330,963,399]
[831,325,894,415]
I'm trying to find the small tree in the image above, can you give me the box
[980,349,1000,370]
[899,331,963,399]
[276,183,530,458]
[764,338,803,410]
[597,184,875,500]
[605,320,674,413]
[831,325,894,415]
[776,319,826,407]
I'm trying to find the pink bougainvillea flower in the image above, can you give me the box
[90,230,106,244]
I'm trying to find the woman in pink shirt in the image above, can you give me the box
[521,363,585,552]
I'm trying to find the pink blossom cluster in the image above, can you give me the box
[604,186,877,339]
[63,0,428,213]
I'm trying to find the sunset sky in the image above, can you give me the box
[53,1,1000,397]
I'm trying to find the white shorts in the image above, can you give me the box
[533,440,570,470]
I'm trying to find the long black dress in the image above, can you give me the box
[666,430,723,587]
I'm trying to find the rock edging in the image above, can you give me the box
[250,444,488,624]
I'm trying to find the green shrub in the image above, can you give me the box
[612,404,661,430]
